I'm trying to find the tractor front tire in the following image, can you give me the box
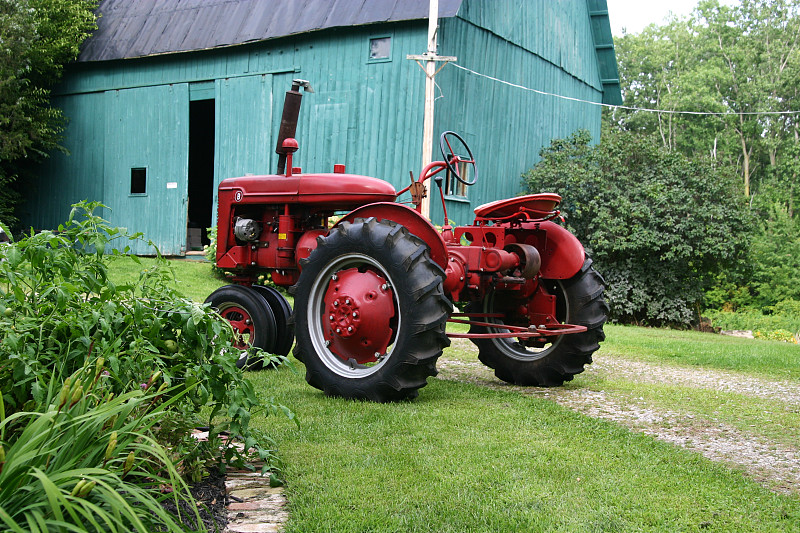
[293,218,451,402]
[469,258,607,386]
[205,285,278,370]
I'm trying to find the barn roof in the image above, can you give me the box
[79,0,464,62]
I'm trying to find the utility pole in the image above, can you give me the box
[407,0,455,220]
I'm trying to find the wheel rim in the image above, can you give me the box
[216,303,255,365]
[483,281,569,362]
[306,253,399,378]
[217,304,255,349]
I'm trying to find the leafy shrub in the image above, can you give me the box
[753,330,798,343]
[748,203,800,308]
[705,299,800,342]
[523,130,749,327]
[0,202,292,479]
[0,362,202,532]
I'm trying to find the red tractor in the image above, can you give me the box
[206,80,607,402]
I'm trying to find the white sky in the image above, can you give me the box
[605,0,739,36]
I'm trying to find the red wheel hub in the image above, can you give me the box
[322,267,395,364]
[221,306,253,349]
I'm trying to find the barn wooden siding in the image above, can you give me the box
[29,23,428,254]
[429,1,607,225]
[25,0,618,254]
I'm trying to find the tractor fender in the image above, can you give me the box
[535,221,586,280]
[336,203,448,270]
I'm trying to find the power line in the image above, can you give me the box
[451,63,800,117]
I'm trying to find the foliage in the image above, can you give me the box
[0,202,293,483]
[0,363,203,532]
[205,225,217,263]
[611,16,729,158]
[204,224,232,281]
[705,299,800,342]
[753,329,798,343]
[0,0,97,229]
[522,129,749,326]
[610,0,800,316]
[612,0,800,203]
[748,203,800,307]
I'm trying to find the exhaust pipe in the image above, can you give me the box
[275,79,313,174]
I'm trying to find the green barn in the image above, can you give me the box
[24,0,621,255]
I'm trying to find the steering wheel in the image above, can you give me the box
[439,131,478,186]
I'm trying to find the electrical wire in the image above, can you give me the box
[451,63,800,117]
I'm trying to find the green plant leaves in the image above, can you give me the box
[0,201,293,530]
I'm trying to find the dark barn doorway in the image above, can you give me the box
[188,98,215,248]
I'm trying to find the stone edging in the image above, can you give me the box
[224,469,288,533]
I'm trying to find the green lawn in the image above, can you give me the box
[106,255,227,303]
[252,366,799,532]
[602,324,800,380]
[109,257,800,531]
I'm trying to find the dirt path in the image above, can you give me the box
[437,340,800,495]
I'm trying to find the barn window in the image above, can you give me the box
[368,36,392,62]
[445,162,470,198]
[130,167,147,195]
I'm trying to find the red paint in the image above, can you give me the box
[322,267,395,364]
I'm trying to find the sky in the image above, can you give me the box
[605,0,739,36]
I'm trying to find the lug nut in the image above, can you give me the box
[345,299,351,305]
[331,274,338,281]
[381,283,389,290]
[352,312,358,318]
[347,326,353,332]
[336,328,341,334]
[329,315,335,321]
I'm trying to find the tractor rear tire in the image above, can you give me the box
[205,285,278,370]
[469,258,607,386]
[292,218,451,402]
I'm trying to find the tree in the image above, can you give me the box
[695,0,800,197]
[612,0,800,201]
[0,0,97,228]
[748,203,800,307]
[613,18,730,159]
[522,130,750,326]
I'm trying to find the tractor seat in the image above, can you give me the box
[473,193,561,222]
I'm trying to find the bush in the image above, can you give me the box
[0,202,293,528]
[748,203,800,308]
[0,363,203,532]
[705,298,800,342]
[753,329,798,343]
[523,130,749,327]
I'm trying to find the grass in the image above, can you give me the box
[251,367,799,532]
[106,255,226,303]
[601,324,800,380]
[445,324,800,478]
[105,257,800,531]
[597,378,800,450]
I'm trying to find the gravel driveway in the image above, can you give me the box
[437,339,800,496]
